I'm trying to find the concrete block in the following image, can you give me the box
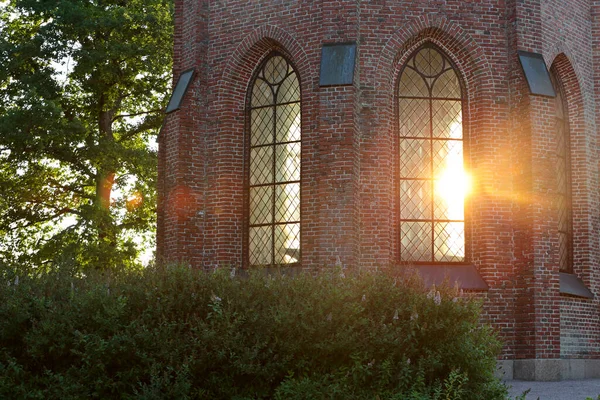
[585,360,600,379]
[496,360,514,380]
[514,359,562,381]
[514,359,536,381]
[561,359,585,380]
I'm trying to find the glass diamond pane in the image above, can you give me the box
[264,56,288,85]
[400,139,431,178]
[558,231,571,271]
[275,183,300,223]
[556,123,566,157]
[434,194,464,221]
[249,226,272,266]
[250,146,273,185]
[400,180,431,220]
[279,73,300,103]
[434,222,465,262]
[399,68,429,97]
[251,107,274,146]
[275,223,300,264]
[557,166,567,195]
[399,98,430,138]
[434,191,465,221]
[252,78,273,106]
[400,222,432,261]
[275,142,300,182]
[414,47,443,77]
[555,90,565,119]
[276,104,301,143]
[433,141,464,220]
[249,186,273,225]
[432,69,461,98]
[432,100,462,138]
[557,194,568,231]
[433,140,463,174]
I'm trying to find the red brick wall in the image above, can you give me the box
[158,0,600,360]
[543,0,600,358]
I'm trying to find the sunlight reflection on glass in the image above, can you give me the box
[435,122,469,259]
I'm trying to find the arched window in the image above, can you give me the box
[397,44,467,263]
[551,71,573,272]
[246,53,301,267]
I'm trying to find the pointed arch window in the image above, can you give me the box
[246,53,301,267]
[397,44,467,263]
[551,71,573,272]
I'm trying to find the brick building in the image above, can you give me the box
[158,0,600,380]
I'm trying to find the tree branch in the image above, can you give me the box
[116,114,163,143]
[46,178,94,199]
[16,207,79,228]
[112,108,162,122]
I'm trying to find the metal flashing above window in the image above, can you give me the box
[165,68,195,113]
[319,42,356,86]
[560,272,594,299]
[517,51,556,97]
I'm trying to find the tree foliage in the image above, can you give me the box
[0,0,173,269]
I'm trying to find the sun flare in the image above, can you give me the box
[434,138,471,259]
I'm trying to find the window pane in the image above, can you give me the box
[399,98,430,138]
[432,100,462,139]
[263,56,288,85]
[414,47,443,77]
[432,140,465,218]
[276,103,301,143]
[432,140,463,174]
[434,222,465,262]
[279,74,300,103]
[249,186,273,225]
[275,223,300,264]
[557,194,569,232]
[400,139,431,178]
[275,142,300,182]
[399,68,429,97]
[249,226,273,266]
[432,69,461,98]
[251,107,274,146]
[275,183,300,223]
[400,222,432,261]
[250,146,273,185]
[400,180,431,220]
[558,232,570,271]
[252,78,273,106]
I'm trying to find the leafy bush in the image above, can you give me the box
[0,264,508,399]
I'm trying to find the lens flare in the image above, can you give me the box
[434,132,470,259]
[126,191,143,211]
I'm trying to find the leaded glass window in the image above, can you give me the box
[551,72,573,272]
[397,44,467,262]
[247,53,301,267]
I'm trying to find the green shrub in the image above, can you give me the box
[0,264,508,399]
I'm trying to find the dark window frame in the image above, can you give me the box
[394,42,471,265]
[550,69,574,273]
[244,51,302,268]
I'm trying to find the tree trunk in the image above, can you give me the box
[96,108,117,242]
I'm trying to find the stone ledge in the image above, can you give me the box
[497,359,600,381]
